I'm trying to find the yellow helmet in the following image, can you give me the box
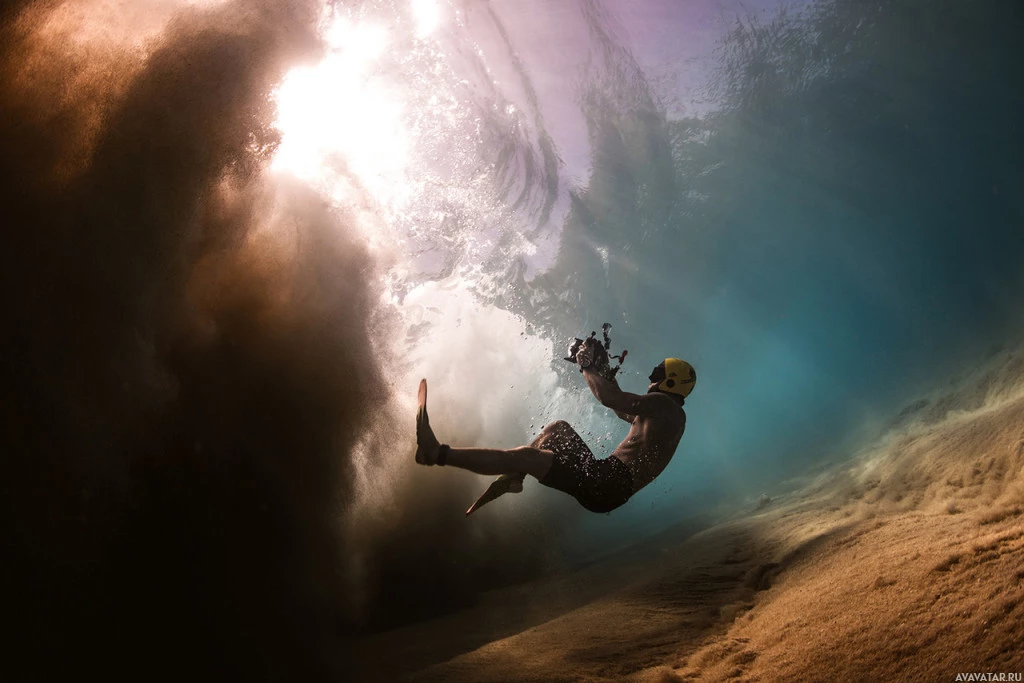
[649,358,696,399]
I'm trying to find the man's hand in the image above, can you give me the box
[575,343,594,369]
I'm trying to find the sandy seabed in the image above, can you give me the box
[357,345,1024,682]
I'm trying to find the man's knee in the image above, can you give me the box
[534,420,574,450]
[510,446,553,479]
[543,420,572,434]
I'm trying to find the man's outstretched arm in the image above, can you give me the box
[582,372,634,423]
[581,366,658,418]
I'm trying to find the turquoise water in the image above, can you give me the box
[364,0,1024,543]
[270,0,1024,624]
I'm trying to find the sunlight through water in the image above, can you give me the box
[410,0,441,38]
[271,14,410,208]
[267,2,584,510]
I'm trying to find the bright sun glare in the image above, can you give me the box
[410,0,440,38]
[271,2,442,207]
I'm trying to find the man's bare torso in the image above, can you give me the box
[611,394,686,493]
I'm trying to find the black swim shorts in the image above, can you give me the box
[538,424,633,513]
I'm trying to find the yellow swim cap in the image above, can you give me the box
[649,358,696,399]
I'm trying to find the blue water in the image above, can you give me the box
[382,0,1024,542]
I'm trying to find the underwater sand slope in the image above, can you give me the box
[404,345,1024,682]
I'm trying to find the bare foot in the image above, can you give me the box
[465,473,526,516]
[415,379,441,465]
[498,473,525,493]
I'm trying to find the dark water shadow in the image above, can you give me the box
[350,513,716,680]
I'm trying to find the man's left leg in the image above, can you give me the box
[443,445,552,480]
[415,379,553,481]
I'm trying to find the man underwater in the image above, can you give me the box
[415,340,695,514]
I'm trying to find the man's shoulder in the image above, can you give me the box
[642,392,685,419]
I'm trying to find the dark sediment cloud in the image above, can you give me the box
[1,2,568,680]
[1,2,364,680]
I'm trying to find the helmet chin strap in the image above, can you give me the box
[648,383,686,405]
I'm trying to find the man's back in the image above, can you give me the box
[611,393,686,492]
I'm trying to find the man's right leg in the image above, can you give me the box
[458,421,573,508]
[503,421,572,491]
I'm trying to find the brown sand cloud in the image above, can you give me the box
[0,2,565,680]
